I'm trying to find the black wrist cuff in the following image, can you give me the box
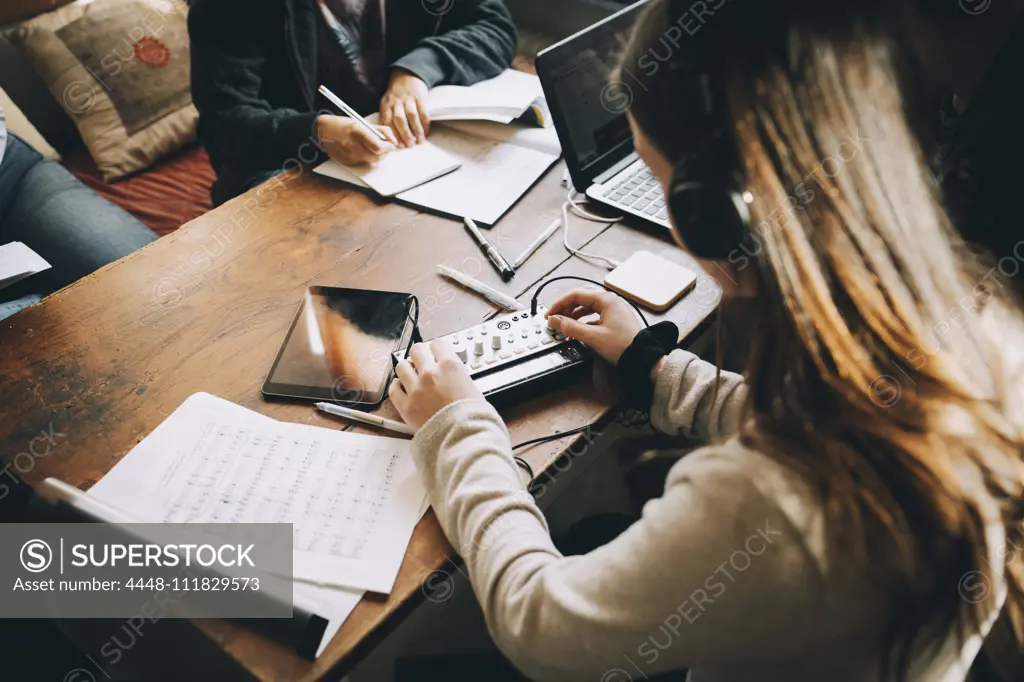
[617,321,679,409]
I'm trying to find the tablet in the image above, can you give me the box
[262,287,415,407]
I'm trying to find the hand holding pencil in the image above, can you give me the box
[317,84,398,166]
[317,116,398,166]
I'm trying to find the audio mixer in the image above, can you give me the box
[394,304,592,405]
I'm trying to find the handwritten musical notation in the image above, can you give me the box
[89,393,426,594]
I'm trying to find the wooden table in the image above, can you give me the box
[0,159,719,680]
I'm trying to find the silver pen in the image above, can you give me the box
[463,217,515,281]
[437,264,525,311]
[315,402,416,436]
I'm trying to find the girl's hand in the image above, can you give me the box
[390,340,484,430]
[545,288,644,365]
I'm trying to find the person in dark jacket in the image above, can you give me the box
[188,0,517,205]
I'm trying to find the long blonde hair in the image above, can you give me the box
[623,0,1024,678]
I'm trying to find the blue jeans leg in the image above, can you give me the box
[0,134,157,306]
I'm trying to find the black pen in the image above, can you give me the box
[463,217,515,281]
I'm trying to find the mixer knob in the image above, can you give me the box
[474,339,485,355]
[455,347,468,362]
[491,335,502,350]
[507,334,515,345]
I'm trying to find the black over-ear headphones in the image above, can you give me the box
[665,65,753,260]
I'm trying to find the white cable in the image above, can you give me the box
[566,190,620,223]
[561,188,624,270]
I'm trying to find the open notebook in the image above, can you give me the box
[425,69,551,127]
[342,135,460,196]
[316,120,561,225]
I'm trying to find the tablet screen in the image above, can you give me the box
[262,287,415,406]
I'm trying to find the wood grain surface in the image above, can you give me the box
[0,158,718,680]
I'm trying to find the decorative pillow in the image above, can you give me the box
[14,0,196,181]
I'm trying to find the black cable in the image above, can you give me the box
[512,424,595,451]
[512,426,595,494]
[393,295,421,367]
[529,276,650,328]
[513,456,534,482]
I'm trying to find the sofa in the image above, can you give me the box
[0,0,215,237]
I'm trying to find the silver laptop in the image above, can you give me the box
[535,0,670,230]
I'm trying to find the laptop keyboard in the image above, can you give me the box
[602,166,669,222]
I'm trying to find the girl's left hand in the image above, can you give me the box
[379,69,430,148]
[390,340,484,430]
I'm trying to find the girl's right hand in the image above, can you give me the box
[545,288,644,365]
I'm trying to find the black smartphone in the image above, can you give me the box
[261,287,415,408]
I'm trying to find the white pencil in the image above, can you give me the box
[437,264,525,311]
[317,84,388,142]
[512,219,561,268]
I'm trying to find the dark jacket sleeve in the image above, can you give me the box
[188,0,322,177]
[391,0,517,88]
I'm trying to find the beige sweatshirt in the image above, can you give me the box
[411,350,999,682]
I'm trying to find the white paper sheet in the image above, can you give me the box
[89,393,426,595]
[0,241,50,291]
[343,140,460,196]
[439,120,561,156]
[294,581,363,658]
[396,126,557,225]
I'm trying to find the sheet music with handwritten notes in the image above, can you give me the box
[89,393,426,595]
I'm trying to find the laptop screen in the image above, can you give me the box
[537,1,649,189]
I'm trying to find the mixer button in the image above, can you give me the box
[528,343,539,350]
[499,351,513,359]
[514,347,526,355]
[485,357,498,364]
[541,337,553,345]
[555,333,566,341]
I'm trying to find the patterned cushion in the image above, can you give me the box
[14,0,196,181]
